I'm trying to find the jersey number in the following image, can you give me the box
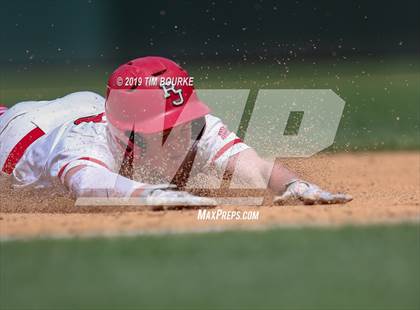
[74,113,105,125]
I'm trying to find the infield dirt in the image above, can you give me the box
[0,152,419,239]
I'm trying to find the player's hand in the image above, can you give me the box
[146,189,217,207]
[133,184,216,208]
[274,180,352,205]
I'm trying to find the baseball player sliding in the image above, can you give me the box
[0,56,352,206]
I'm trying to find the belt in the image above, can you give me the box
[2,127,45,174]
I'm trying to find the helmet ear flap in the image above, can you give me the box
[117,129,148,179]
[191,117,206,141]
[124,130,147,155]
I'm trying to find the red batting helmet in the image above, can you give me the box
[105,56,210,137]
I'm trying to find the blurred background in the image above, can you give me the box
[1,0,419,151]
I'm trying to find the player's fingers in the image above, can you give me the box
[303,192,353,205]
[274,188,352,205]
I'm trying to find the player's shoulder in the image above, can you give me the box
[204,114,223,128]
[46,91,104,113]
[73,112,107,126]
[200,114,231,142]
[70,113,108,137]
[55,115,108,154]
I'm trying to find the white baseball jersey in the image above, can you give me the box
[0,91,249,196]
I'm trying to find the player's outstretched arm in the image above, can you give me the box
[63,165,215,206]
[64,165,146,198]
[226,149,352,205]
[226,148,298,192]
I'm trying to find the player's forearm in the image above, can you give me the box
[266,159,299,193]
[64,165,215,205]
[64,165,148,198]
[247,157,299,193]
[227,149,298,193]
[226,149,296,191]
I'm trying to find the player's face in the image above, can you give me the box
[146,123,192,158]
[138,122,192,177]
